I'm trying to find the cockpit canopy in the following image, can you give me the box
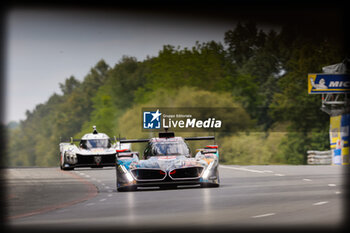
[144,138,190,159]
[80,139,111,149]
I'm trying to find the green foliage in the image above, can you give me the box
[59,76,81,95]
[80,87,116,137]
[6,22,343,167]
[224,21,266,66]
[268,29,343,163]
[219,132,288,165]
[134,41,230,103]
[7,60,110,167]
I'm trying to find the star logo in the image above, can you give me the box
[143,109,162,129]
[150,109,162,122]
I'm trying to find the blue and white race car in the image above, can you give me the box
[116,131,219,191]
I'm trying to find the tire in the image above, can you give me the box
[60,152,64,170]
[60,152,74,170]
[201,183,220,188]
[62,166,74,171]
[117,187,128,192]
[117,186,136,192]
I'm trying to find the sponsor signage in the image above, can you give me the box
[142,107,239,132]
[143,110,162,129]
[329,114,350,165]
[308,73,350,94]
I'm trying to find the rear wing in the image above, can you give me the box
[60,136,124,143]
[117,151,140,158]
[60,137,81,143]
[120,139,149,143]
[184,136,215,141]
[120,136,215,143]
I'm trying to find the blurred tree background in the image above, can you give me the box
[6,22,345,166]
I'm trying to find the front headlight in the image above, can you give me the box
[202,161,215,179]
[119,165,134,182]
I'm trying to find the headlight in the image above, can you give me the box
[119,165,134,182]
[202,161,215,179]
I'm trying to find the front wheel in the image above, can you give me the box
[60,152,74,170]
[201,183,220,188]
[117,185,137,192]
[61,165,74,171]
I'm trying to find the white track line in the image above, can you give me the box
[251,213,276,218]
[221,165,286,177]
[313,201,328,206]
[262,170,273,173]
[303,179,312,182]
[220,165,267,173]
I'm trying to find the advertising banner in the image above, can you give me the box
[340,113,349,165]
[330,114,350,165]
[308,74,350,94]
[330,115,341,165]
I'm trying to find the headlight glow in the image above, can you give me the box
[120,165,134,182]
[202,161,215,179]
[125,172,134,182]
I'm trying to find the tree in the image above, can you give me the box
[270,26,344,164]
[224,21,265,66]
[59,76,81,95]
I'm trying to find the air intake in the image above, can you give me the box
[169,167,204,180]
[131,169,167,181]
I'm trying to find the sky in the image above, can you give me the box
[4,8,245,124]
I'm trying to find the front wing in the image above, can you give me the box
[116,164,219,191]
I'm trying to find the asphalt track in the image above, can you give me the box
[4,165,347,232]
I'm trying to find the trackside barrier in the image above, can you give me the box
[307,150,332,165]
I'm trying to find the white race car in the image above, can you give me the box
[59,126,130,170]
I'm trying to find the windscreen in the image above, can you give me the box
[81,139,111,149]
[152,141,190,156]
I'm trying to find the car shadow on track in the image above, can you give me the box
[69,167,115,171]
[115,184,221,192]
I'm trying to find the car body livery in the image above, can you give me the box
[59,126,130,170]
[116,131,219,191]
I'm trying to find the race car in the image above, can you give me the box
[116,130,220,191]
[59,126,130,170]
